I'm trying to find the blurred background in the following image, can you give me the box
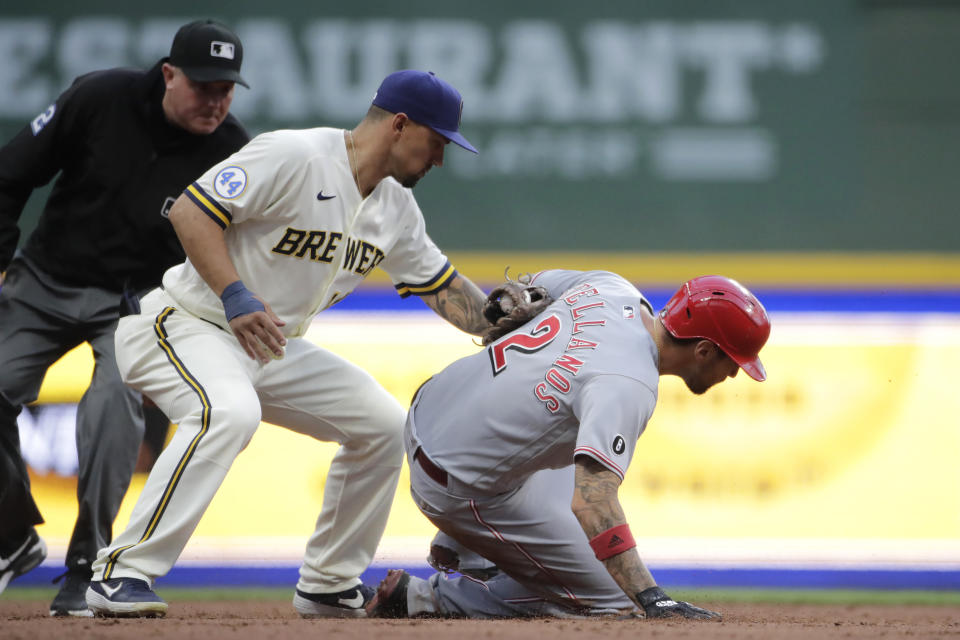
[4,0,959,592]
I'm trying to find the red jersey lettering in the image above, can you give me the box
[488,314,562,375]
[571,301,604,319]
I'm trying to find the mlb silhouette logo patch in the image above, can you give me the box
[210,41,235,59]
[160,196,176,218]
[622,305,635,319]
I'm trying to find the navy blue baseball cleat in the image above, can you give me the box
[293,583,375,618]
[85,578,168,617]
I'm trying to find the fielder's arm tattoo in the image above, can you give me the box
[423,274,489,335]
[572,456,656,604]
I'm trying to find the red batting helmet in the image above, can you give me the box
[660,275,770,381]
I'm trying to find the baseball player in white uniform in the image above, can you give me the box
[365,269,771,620]
[84,70,490,618]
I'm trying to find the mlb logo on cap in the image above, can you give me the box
[210,41,236,60]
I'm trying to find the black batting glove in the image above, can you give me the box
[637,586,722,620]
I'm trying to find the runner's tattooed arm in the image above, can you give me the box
[571,455,656,608]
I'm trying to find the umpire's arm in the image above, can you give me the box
[571,454,657,607]
[421,273,489,336]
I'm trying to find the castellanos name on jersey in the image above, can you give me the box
[165,128,455,337]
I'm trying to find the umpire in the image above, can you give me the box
[0,20,249,615]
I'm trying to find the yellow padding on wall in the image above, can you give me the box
[28,314,960,543]
[417,251,960,287]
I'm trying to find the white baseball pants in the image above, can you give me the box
[91,288,404,594]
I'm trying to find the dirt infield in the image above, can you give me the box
[2,600,959,639]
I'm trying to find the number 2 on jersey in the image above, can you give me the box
[487,314,561,375]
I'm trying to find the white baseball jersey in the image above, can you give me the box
[407,269,660,496]
[163,127,455,336]
[97,128,452,593]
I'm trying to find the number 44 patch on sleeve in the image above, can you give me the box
[214,166,248,199]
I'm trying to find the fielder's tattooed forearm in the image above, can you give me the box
[424,274,489,335]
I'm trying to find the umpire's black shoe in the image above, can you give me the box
[0,528,47,595]
[50,566,94,617]
[293,583,375,618]
[365,569,410,618]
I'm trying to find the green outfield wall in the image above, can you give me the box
[1,1,957,251]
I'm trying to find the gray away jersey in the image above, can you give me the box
[408,270,660,495]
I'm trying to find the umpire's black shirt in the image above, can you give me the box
[0,59,250,292]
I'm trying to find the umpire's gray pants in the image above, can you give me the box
[0,255,144,570]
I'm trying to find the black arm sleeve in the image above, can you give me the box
[0,79,80,270]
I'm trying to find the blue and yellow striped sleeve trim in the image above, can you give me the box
[395,261,458,298]
[185,182,233,229]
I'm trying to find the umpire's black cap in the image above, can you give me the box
[169,20,249,88]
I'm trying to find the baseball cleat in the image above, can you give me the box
[0,529,47,595]
[50,567,94,617]
[364,569,410,618]
[85,578,168,617]
[293,583,374,618]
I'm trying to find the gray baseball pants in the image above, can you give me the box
[405,457,635,618]
[0,255,144,570]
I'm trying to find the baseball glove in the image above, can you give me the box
[481,269,553,346]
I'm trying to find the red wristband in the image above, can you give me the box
[589,524,636,561]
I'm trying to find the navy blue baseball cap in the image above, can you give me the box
[372,70,477,153]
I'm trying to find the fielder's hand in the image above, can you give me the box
[637,586,721,620]
[229,306,286,363]
[221,280,287,363]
